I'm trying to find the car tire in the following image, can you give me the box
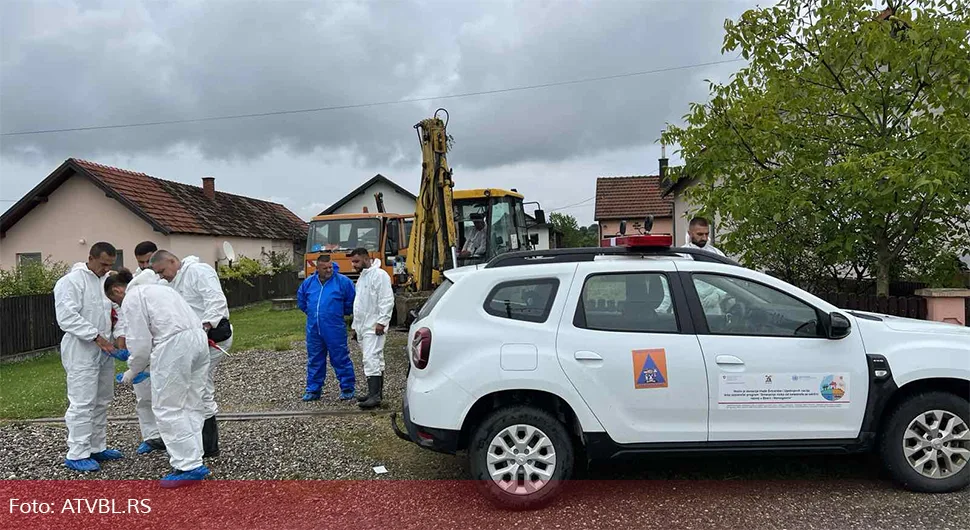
[879,391,970,493]
[467,405,575,510]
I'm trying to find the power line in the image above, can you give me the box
[0,58,744,137]
[550,197,594,212]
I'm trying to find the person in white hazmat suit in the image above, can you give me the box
[105,268,211,487]
[149,250,231,458]
[112,240,166,455]
[348,247,395,409]
[53,242,125,472]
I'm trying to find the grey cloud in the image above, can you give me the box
[1,0,757,171]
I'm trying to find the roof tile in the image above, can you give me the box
[72,159,307,240]
[594,175,673,220]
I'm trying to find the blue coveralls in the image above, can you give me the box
[296,262,357,394]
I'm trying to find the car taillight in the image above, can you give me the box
[411,327,431,369]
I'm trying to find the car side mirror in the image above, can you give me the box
[533,209,546,225]
[825,312,851,339]
[619,221,627,235]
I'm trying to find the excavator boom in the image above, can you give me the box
[405,109,458,291]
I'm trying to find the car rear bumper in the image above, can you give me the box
[391,393,460,455]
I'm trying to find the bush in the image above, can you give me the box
[0,258,70,297]
[218,256,270,286]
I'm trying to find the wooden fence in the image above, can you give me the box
[0,272,301,359]
[815,291,927,320]
[0,294,63,358]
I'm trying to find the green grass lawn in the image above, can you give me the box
[0,302,306,420]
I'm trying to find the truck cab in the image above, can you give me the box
[453,188,532,267]
[304,211,414,286]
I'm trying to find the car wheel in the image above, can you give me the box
[467,405,574,510]
[880,391,970,493]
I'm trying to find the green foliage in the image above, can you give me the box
[550,212,599,247]
[218,256,271,286]
[661,0,970,295]
[0,258,70,297]
[265,250,295,274]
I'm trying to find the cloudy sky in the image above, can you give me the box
[1,0,759,225]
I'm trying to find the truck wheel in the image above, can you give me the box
[467,405,574,510]
[879,391,970,493]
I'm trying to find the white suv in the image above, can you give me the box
[391,236,970,509]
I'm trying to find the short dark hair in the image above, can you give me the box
[149,250,178,265]
[103,268,133,296]
[316,253,332,263]
[134,241,158,256]
[688,216,710,229]
[89,241,117,258]
[348,248,369,257]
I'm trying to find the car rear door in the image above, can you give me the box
[675,262,869,442]
[555,259,709,444]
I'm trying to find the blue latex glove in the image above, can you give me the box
[117,371,150,385]
[105,348,130,362]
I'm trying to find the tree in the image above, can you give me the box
[661,0,970,296]
[550,212,598,247]
[0,257,70,297]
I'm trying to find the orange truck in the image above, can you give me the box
[302,209,414,286]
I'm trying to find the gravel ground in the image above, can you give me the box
[103,331,410,418]
[0,414,461,480]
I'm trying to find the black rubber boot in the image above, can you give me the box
[358,376,383,410]
[202,416,219,458]
[356,382,371,402]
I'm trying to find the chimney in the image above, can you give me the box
[202,176,215,200]
[659,142,669,180]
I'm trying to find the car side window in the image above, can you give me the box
[483,279,560,323]
[692,274,823,337]
[575,273,678,333]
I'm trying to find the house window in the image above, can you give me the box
[17,253,42,267]
[112,250,124,271]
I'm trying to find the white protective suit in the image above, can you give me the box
[122,269,210,471]
[684,232,728,314]
[352,258,395,377]
[168,256,231,419]
[54,262,115,461]
[112,267,159,443]
[462,227,487,256]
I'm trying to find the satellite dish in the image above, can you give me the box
[223,241,236,265]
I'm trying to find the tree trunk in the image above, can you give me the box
[875,236,892,297]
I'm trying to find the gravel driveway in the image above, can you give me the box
[102,330,410,418]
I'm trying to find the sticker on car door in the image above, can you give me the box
[632,349,668,389]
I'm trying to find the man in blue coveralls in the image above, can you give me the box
[296,253,357,401]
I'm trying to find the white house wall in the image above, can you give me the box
[331,181,416,216]
[168,234,292,269]
[0,175,169,268]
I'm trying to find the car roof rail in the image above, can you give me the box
[484,246,741,269]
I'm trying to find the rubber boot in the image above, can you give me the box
[358,375,383,410]
[356,379,373,402]
[202,416,219,458]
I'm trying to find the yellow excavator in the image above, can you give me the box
[395,109,542,324]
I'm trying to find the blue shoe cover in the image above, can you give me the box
[90,449,124,461]
[137,441,158,454]
[64,458,100,472]
[160,465,210,488]
[338,389,355,400]
[302,391,321,401]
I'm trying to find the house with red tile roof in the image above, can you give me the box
[594,173,674,240]
[0,158,308,270]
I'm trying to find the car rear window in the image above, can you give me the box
[483,278,560,323]
[418,279,453,320]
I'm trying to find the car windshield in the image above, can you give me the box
[307,218,381,252]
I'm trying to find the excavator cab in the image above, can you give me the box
[453,188,531,267]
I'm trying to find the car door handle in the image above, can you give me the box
[715,355,744,365]
[574,351,603,361]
